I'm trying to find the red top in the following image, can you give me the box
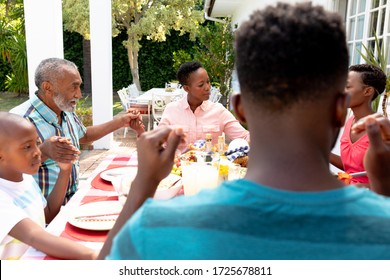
[340,116,369,184]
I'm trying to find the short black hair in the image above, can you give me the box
[235,2,349,110]
[348,64,387,100]
[177,61,203,86]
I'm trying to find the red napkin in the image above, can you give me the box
[81,195,119,204]
[44,255,60,260]
[176,187,184,196]
[90,165,124,191]
[42,223,109,260]
[90,155,134,191]
[112,156,133,163]
[62,222,109,242]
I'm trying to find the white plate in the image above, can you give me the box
[157,173,182,190]
[154,174,183,200]
[100,166,138,182]
[68,201,123,231]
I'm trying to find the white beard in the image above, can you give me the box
[53,92,76,112]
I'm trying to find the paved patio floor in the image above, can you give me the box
[79,126,138,180]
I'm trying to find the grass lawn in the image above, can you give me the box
[0,92,123,116]
[0,92,29,112]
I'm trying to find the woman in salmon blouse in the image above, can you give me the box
[158,61,249,151]
[330,64,386,185]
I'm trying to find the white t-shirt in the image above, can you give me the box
[0,174,46,260]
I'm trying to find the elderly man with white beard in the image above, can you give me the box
[11,58,145,204]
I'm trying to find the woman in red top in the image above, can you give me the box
[330,64,386,185]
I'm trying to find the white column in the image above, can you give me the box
[89,0,113,149]
[24,0,63,98]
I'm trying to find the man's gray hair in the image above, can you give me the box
[35,58,78,90]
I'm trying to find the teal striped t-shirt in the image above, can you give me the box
[108,180,390,260]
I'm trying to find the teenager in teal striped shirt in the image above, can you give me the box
[99,2,390,260]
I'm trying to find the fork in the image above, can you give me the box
[74,213,119,220]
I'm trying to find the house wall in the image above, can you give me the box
[230,0,335,94]
[231,0,332,26]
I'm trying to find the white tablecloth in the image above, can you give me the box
[135,88,184,103]
[21,153,138,260]
[133,88,184,130]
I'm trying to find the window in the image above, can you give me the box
[346,0,390,71]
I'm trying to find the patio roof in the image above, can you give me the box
[204,0,241,18]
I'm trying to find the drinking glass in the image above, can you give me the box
[180,151,220,196]
[112,174,133,205]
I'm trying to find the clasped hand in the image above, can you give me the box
[132,127,185,196]
[123,109,145,136]
[352,113,390,195]
[40,136,80,165]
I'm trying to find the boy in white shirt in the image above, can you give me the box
[0,112,96,259]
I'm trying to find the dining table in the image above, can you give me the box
[130,88,185,131]
[21,152,141,260]
[133,88,184,131]
[135,87,184,104]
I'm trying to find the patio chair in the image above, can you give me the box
[151,92,181,129]
[128,83,140,99]
[209,86,222,103]
[165,82,182,90]
[128,100,152,132]
[117,88,131,137]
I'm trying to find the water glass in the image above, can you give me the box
[228,163,242,180]
[180,151,220,196]
[112,175,133,205]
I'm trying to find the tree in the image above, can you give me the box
[62,0,204,91]
[173,19,235,107]
[0,0,28,95]
[62,1,92,94]
[195,19,235,106]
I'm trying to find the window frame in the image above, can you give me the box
[345,0,390,71]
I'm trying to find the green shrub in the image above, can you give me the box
[63,30,197,93]
[0,62,11,91]
[138,31,197,90]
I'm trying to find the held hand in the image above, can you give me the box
[122,109,145,136]
[129,115,145,136]
[40,136,80,164]
[135,127,184,190]
[352,114,390,195]
[98,126,185,260]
